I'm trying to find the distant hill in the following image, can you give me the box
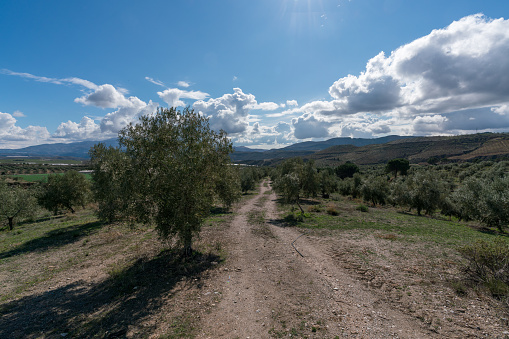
[230,135,413,165]
[308,133,509,166]
[280,135,413,151]
[0,139,117,159]
[1,133,508,165]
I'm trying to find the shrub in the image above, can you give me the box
[356,204,368,212]
[458,238,509,298]
[326,204,339,216]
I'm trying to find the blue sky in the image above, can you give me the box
[1,0,509,149]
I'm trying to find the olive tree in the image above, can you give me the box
[272,173,304,213]
[90,107,237,254]
[451,176,509,232]
[0,183,38,230]
[361,176,389,207]
[38,170,90,214]
[89,144,131,222]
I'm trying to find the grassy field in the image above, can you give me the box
[282,194,508,248]
[0,205,232,338]
[7,172,92,183]
[1,187,507,337]
[0,158,84,165]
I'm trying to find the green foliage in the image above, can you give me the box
[356,204,369,212]
[300,160,320,197]
[0,182,38,230]
[319,170,338,198]
[407,172,447,216]
[335,161,359,179]
[361,176,389,206]
[215,165,241,208]
[89,144,130,222]
[451,176,509,231]
[458,238,509,298]
[240,167,262,193]
[91,107,238,253]
[273,173,301,205]
[385,158,410,178]
[38,170,90,215]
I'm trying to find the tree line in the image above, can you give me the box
[271,157,509,232]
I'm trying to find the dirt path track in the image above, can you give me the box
[198,181,436,338]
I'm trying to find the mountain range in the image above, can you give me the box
[1,133,508,166]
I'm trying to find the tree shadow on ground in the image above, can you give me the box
[0,249,220,338]
[0,221,104,259]
[209,207,233,215]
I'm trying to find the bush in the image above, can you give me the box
[356,204,368,212]
[458,238,509,298]
[326,204,339,216]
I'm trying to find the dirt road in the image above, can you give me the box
[197,181,438,338]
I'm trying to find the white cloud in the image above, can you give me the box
[54,98,159,140]
[177,81,190,88]
[249,102,282,111]
[286,100,298,107]
[412,115,448,134]
[145,76,165,87]
[158,88,209,108]
[74,84,134,108]
[0,112,50,145]
[193,88,257,134]
[492,105,509,116]
[12,110,25,118]
[54,116,102,140]
[100,99,158,134]
[292,113,331,139]
[302,14,509,123]
[2,69,98,90]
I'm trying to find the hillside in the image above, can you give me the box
[309,133,509,166]
[0,133,508,165]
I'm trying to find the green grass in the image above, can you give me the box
[288,198,508,248]
[0,158,84,165]
[7,173,92,182]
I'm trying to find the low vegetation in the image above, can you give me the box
[271,157,509,302]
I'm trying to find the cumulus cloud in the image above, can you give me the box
[412,115,449,133]
[249,102,282,111]
[292,113,331,139]
[303,14,509,122]
[12,110,25,118]
[54,116,102,140]
[74,84,134,108]
[100,99,158,134]
[158,88,209,108]
[54,98,159,140]
[286,100,298,107]
[193,88,257,134]
[232,120,297,147]
[0,112,50,145]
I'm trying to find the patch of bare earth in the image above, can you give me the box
[198,181,509,338]
[2,182,508,338]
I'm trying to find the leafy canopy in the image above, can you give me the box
[90,107,239,253]
[0,182,38,230]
